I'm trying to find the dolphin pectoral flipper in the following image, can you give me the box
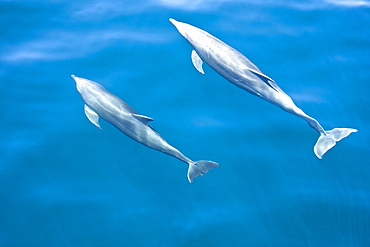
[132,113,154,123]
[187,160,220,183]
[84,104,102,129]
[191,50,205,74]
[314,128,358,159]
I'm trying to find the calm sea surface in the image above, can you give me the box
[1,1,369,246]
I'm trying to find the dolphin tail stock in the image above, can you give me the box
[187,160,220,183]
[313,128,358,159]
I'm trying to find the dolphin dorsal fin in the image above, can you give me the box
[191,50,205,74]
[132,113,154,123]
[84,104,102,130]
[248,68,279,92]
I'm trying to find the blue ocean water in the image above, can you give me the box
[1,0,369,246]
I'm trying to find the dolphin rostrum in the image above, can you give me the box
[169,18,357,159]
[71,75,219,182]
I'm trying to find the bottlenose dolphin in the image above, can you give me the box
[169,18,357,159]
[71,75,219,182]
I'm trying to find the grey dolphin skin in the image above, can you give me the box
[71,75,219,183]
[169,18,357,159]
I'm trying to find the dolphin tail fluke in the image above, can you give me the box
[187,160,220,183]
[314,128,357,159]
